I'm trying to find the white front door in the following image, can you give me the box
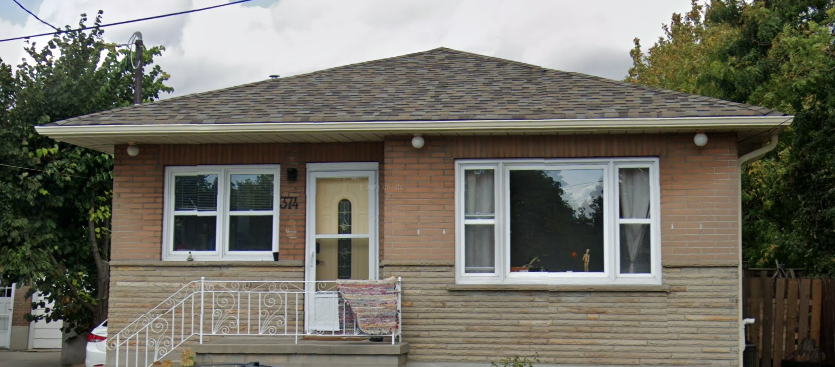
[0,284,14,349]
[305,163,379,333]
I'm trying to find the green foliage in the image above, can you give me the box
[0,11,172,334]
[491,355,540,367]
[627,0,835,275]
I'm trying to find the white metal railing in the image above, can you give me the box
[108,278,402,367]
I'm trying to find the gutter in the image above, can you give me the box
[35,116,791,138]
[736,133,779,360]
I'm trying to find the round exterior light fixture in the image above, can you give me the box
[411,135,425,149]
[127,144,140,157]
[694,133,708,147]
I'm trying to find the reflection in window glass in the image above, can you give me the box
[174,216,217,251]
[174,175,218,211]
[230,174,274,211]
[229,216,273,251]
[509,169,604,273]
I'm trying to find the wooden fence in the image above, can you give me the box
[744,272,835,367]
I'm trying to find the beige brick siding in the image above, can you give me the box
[383,265,739,366]
[112,135,739,265]
[111,143,384,261]
[108,134,742,366]
[382,134,740,265]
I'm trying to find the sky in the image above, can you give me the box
[0,0,693,98]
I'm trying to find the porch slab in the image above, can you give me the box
[193,337,409,367]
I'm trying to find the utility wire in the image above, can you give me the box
[13,0,58,31]
[0,0,253,43]
[0,163,91,179]
[737,116,793,144]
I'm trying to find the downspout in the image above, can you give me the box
[739,134,779,165]
[737,134,779,363]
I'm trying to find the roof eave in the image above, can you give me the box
[36,116,793,154]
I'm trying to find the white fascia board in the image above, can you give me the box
[35,116,792,139]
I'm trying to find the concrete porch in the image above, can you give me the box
[193,336,409,367]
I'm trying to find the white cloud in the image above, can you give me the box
[0,0,691,98]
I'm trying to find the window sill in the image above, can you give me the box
[111,260,305,267]
[447,283,669,292]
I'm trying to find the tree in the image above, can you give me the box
[0,11,172,334]
[627,0,835,274]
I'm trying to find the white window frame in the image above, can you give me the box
[163,165,281,261]
[455,158,661,285]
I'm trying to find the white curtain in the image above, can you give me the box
[465,170,495,273]
[619,168,650,273]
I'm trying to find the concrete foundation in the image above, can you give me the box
[193,337,409,367]
[9,325,30,350]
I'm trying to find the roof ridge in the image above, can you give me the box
[438,48,781,115]
[55,48,454,126]
[50,47,787,127]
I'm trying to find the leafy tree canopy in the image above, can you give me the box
[0,12,172,334]
[627,0,835,274]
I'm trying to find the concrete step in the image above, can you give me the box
[193,336,409,367]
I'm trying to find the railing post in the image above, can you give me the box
[115,333,120,367]
[199,277,205,344]
[397,276,402,344]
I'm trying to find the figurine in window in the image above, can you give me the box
[582,249,590,272]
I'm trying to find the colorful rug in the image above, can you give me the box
[337,277,399,335]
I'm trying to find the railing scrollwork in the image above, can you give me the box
[108,278,402,367]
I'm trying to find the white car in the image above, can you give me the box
[85,320,107,367]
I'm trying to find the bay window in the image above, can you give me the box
[163,165,280,261]
[455,159,660,285]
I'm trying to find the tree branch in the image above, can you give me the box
[47,253,96,314]
[88,216,105,272]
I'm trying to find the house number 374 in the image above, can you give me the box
[280,197,299,209]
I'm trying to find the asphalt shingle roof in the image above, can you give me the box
[52,47,784,127]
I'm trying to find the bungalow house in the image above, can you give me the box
[36,48,790,367]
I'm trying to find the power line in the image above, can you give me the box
[737,116,793,144]
[0,0,253,44]
[13,0,58,31]
[0,163,91,179]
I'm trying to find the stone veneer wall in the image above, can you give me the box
[107,263,739,366]
[108,262,304,333]
[383,264,739,366]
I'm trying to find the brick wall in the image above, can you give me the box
[11,285,30,327]
[113,135,738,264]
[382,134,740,265]
[112,142,384,261]
[108,134,742,366]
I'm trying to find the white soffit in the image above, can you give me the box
[36,116,792,154]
